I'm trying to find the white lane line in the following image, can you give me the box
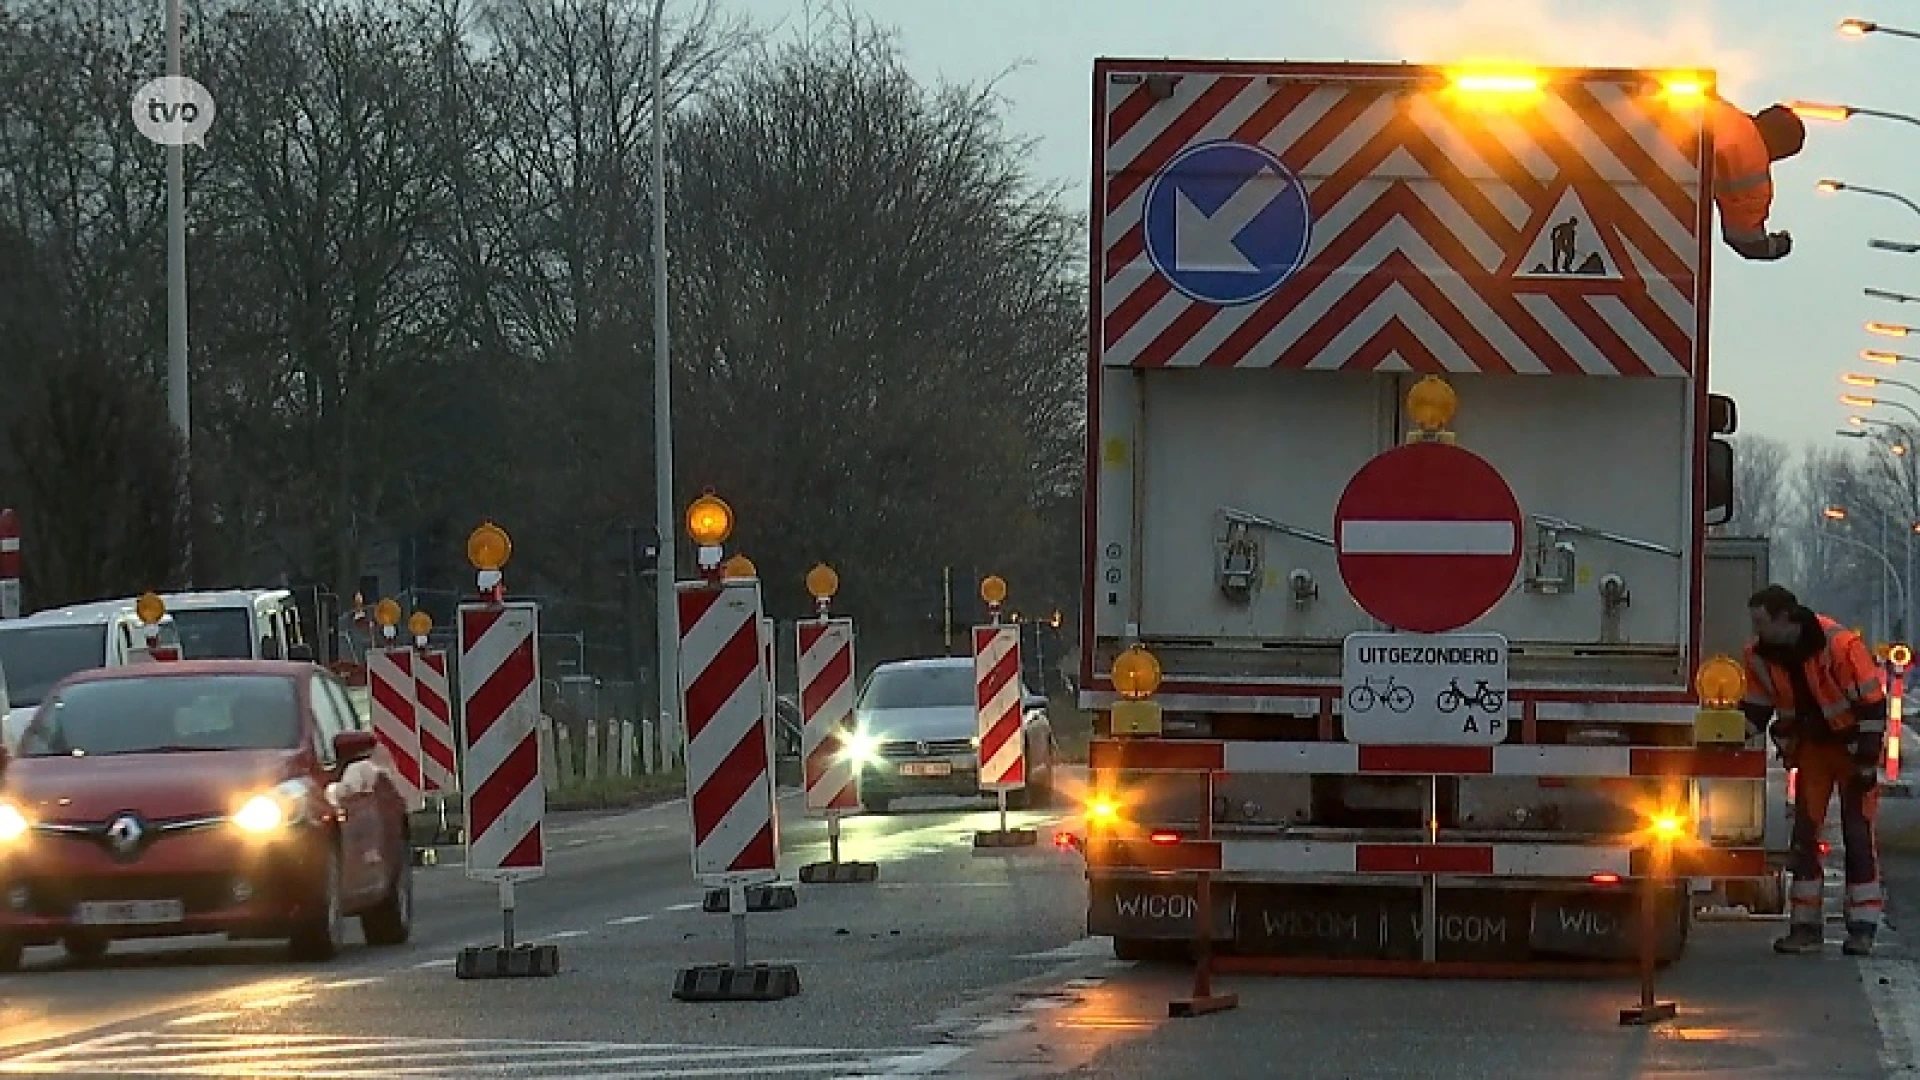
[164,1012,238,1027]
[543,930,589,941]
[317,978,384,990]
[608,915,653,925]
[414,958,456,970]
[664,902,703,912]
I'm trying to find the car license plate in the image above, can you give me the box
[75,899,184,926]
[899,761,951,778]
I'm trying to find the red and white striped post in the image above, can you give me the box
[671,495,800,1003]
[368,599,425,818]
[0,508,20,620]
[1889,645,1908,784]
[797,563,875,883]
[452,522,557,979]
[973,575,1035,848]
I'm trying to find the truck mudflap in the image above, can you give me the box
[1089,878,1686,964]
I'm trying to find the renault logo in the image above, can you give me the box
[915,741,931,756]
[105,813,146,856]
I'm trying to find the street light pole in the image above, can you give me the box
[1816,180,1920,219]
[166,0,192,585]
[1814,517,1909,636]
[650,0,678,766]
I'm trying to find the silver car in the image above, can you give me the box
[844,657,1057,814]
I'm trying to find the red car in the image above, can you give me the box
[0,660,414,969]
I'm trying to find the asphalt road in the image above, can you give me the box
[2,780,1917,1078]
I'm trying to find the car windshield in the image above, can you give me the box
[20,674,299,757]
[0,624,108,708]
[172,608,256,660]
[859,665,976,710]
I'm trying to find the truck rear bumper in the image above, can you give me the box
[1086,873,1688,964]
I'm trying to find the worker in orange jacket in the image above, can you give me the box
[1709,98,1805,261]
[1742,585,1889,955]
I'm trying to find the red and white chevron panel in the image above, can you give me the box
[457,603,544,882]
[414,649,458,794]
[1096,63,1705,375]
[1090,837,1766,878]
[798,618,859,814]
[1088,739,1767,779]
[973,625,1026,791]
[366,648,424,812]
[678,579,779,886]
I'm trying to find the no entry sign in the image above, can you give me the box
[1334,442,1523,633]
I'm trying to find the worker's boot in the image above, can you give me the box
[1773,924,1824,954]
[1843,924,1877,957]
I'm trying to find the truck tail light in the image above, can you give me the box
[1149,830,1180,846]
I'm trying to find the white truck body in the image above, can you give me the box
[1077,59,1767,966]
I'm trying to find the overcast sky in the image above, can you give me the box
[749,0,1920,451]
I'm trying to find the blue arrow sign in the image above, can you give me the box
[1143,140,1313,307]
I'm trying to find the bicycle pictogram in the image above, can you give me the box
[1436,678,1505,715]
[1346,675,1415,715]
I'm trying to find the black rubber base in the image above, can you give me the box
[1169,992,1239,1018]
[799,861,879,884]
[703,884,799,913]
[673,962,801,1002]
[1619,1000,1677,1025]
[973,828,1038,849]
[454,943,560,979]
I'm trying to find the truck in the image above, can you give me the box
[1076,59,1774,969]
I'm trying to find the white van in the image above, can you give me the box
[152,589,312,662]
[0,602,183,753]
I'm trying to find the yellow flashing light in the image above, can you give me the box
[1086,798,1120,828]
[467,522,512,572]
[721,554,757,580]
[1646,810,1688,842]
[1659,74,1709,104]
[1406,375,1458,431]
[135,592,166,626]
[1112,645,1163,701]
[1693,654,1744,709]
[1449,70,1542,95]
[980,575,1008,607]
[373,598,401,628]
[407,611,433,638]
[685,493,734,548]
[1892,644,1912,668]
[805,564,840,601]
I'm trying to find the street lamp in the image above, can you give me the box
[1864,349,1920,366]
[1868,288,1920,305]
[1868,322,1917,338]
[1790,101,1920,129]
[1837,427,1910,455]
[1816,180,1920,218]
[1842,392,1920,429]
[1815,509,1912,641]
[1840,17,1920,40]
[1871,239,1920,254]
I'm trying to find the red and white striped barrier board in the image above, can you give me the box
[1096,64,1701,377]
[368,648,424,811]
[457,603,545,882]
[761,615,777,767]
[1089,739,1767,780]
[414,649,458,794]
[0,508,19,620]
[1089,837,1767,879]
[798,618,859,814]
[678,579,779,886]
[973,625,1026,791]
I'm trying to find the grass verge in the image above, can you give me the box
[549,768,687,811]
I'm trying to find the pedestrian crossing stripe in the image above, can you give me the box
[0,1031,972,1077]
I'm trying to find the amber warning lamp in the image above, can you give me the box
[806,563,840,617]
[468,521,512,602]
[1404,376,1459,444]
[980,575,1008,623]
[685,492,734,577]
[408,610,433,649]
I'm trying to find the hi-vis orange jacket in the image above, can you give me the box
[1742,616,1888,736]
[1709,98,1774,244]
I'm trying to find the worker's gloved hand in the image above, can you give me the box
[1849,733,1885,793]
[1728,231,1792,261]
[1770,719,1800,766]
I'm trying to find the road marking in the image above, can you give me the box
[664,902,703,911]
[413,958,456,970]
[608,915,653,925]
[241,993,314,1010]
[317,978,384,990]
[542,930,589,940]
[163,1012,238,1027]
[1014,937,1111,961]
[0,1031,973,1077]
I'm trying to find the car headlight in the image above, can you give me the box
[232,779,316,833]
[841,731,881,767]
[0,802,28,844]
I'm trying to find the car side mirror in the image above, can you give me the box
[287,643,315,663]
[333,730,378,765]
[1704,438,1733,527]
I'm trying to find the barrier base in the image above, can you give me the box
[703,884,799,913]
[1619,1000,1677,1026]
[973,828,1038,849]
[1169,992,1239,1018]
[799,861,879,884]
[672,962,801,1002]
[454,943,560,980]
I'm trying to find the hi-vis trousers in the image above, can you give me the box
[1788,740,1883,933]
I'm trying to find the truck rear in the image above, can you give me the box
[1078,60,1768,968]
